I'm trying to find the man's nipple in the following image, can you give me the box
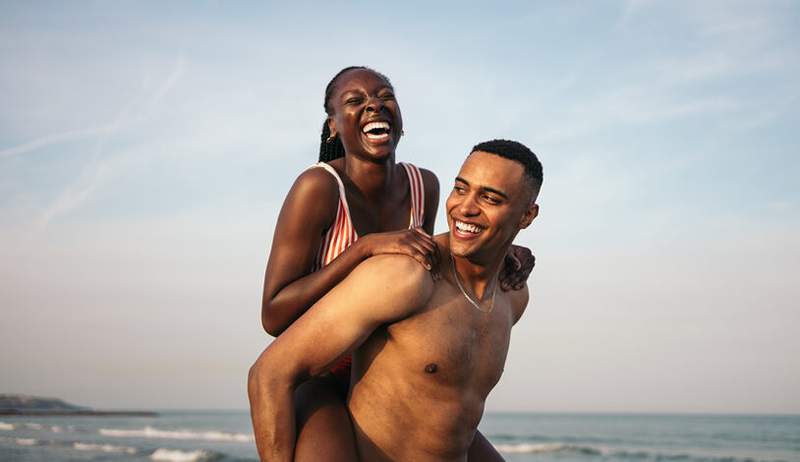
[424,363,438,374]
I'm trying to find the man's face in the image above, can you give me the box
[446,151,539,262]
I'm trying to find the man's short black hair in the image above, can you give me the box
[471,139,543,191]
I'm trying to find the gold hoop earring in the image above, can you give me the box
[326,134,336,143]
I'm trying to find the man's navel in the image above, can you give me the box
[424,363,438,374]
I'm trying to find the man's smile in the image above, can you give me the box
[452,219,485,240]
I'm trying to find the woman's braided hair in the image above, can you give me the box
[318,66,392,162]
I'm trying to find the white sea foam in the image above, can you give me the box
[0,422,14,431]
[495,443,567,453]
[494,442,604,455]
[149,448,217,462]
[494,442,784,462]
[15,437,37,446]
[100,425,252,442]
[74,442,137,454]
[24,423,43,430]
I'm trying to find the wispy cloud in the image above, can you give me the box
[0,125,116,159]
[33,57,187,227]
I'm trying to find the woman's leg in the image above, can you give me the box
[468,430,504,461]
[293,377,358,462]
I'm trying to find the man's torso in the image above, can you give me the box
[349,276,519,461]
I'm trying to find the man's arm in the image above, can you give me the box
[510,283,530,325]
[248,255,434,462]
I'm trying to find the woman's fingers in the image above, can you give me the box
[405,240,433,270]
[367,229,441,278]
[499,245,536,291]
[410,228,441,279]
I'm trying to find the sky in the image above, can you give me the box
[1,1,798,413]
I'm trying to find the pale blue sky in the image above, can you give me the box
[1,1,798,412]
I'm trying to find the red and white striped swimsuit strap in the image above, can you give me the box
[309,161,425,271]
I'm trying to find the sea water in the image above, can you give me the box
[0,411,797,461]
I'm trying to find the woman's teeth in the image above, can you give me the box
[362,121,391,140]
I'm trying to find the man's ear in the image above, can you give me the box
[327,117,337,139]
[519,202,539,229]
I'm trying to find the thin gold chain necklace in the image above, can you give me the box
[449,254,497,314]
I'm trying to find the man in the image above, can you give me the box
[248,139,543,461]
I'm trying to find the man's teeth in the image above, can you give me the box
[362,121,390,134]
[455,220,482,234]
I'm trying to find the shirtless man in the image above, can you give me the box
[248,139,543,462]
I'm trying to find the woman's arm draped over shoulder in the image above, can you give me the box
[261,168,372,336]
[262,166,443,336]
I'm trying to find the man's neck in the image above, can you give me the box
[449,245,507,302]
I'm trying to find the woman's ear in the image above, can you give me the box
[327,117,337,139]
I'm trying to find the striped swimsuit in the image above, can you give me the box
[308,161,426,385]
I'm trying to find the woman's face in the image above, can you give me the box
[328,69,403,161]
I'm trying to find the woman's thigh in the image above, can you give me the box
[294,377,358,462]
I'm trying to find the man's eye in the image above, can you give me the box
[483,195,500,204]
[345,97,363,105]
[380,92,395,100]
[453,186,466,194]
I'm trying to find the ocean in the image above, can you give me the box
[0,411,797,461]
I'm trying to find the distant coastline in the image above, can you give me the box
[0,394,157,417]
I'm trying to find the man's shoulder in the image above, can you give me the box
[507,283,530,324]
[356,254,432,287]
[352,254,435,309]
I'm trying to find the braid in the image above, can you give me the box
[318,66,393,163]
[319,120,345,162]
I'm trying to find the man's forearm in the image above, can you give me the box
[248,355,297,462]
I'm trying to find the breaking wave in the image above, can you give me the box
[493,442,791,462]
[100,425,253,442]
[149,448,222,462]
[73,442,137,454]
[494,443,602,454]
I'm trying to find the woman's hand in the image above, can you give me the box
[358,228,441,279]
[499,244,535,291]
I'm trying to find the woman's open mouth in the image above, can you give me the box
[362,121,392,143]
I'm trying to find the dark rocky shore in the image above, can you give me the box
[0,394,157,417]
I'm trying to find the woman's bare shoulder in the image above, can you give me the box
[278,165,341,228]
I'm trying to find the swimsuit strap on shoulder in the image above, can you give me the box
[399,162,425,228]
[307,162,359,269]
[307,162,353,220]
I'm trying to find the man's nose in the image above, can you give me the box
[459,194,480,216]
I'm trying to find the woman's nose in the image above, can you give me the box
[365,96,383,112]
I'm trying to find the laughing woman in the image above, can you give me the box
[254,66,531,461]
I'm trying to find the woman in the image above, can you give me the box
[260,66,530,461]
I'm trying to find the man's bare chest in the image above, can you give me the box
[381,290,514,390]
